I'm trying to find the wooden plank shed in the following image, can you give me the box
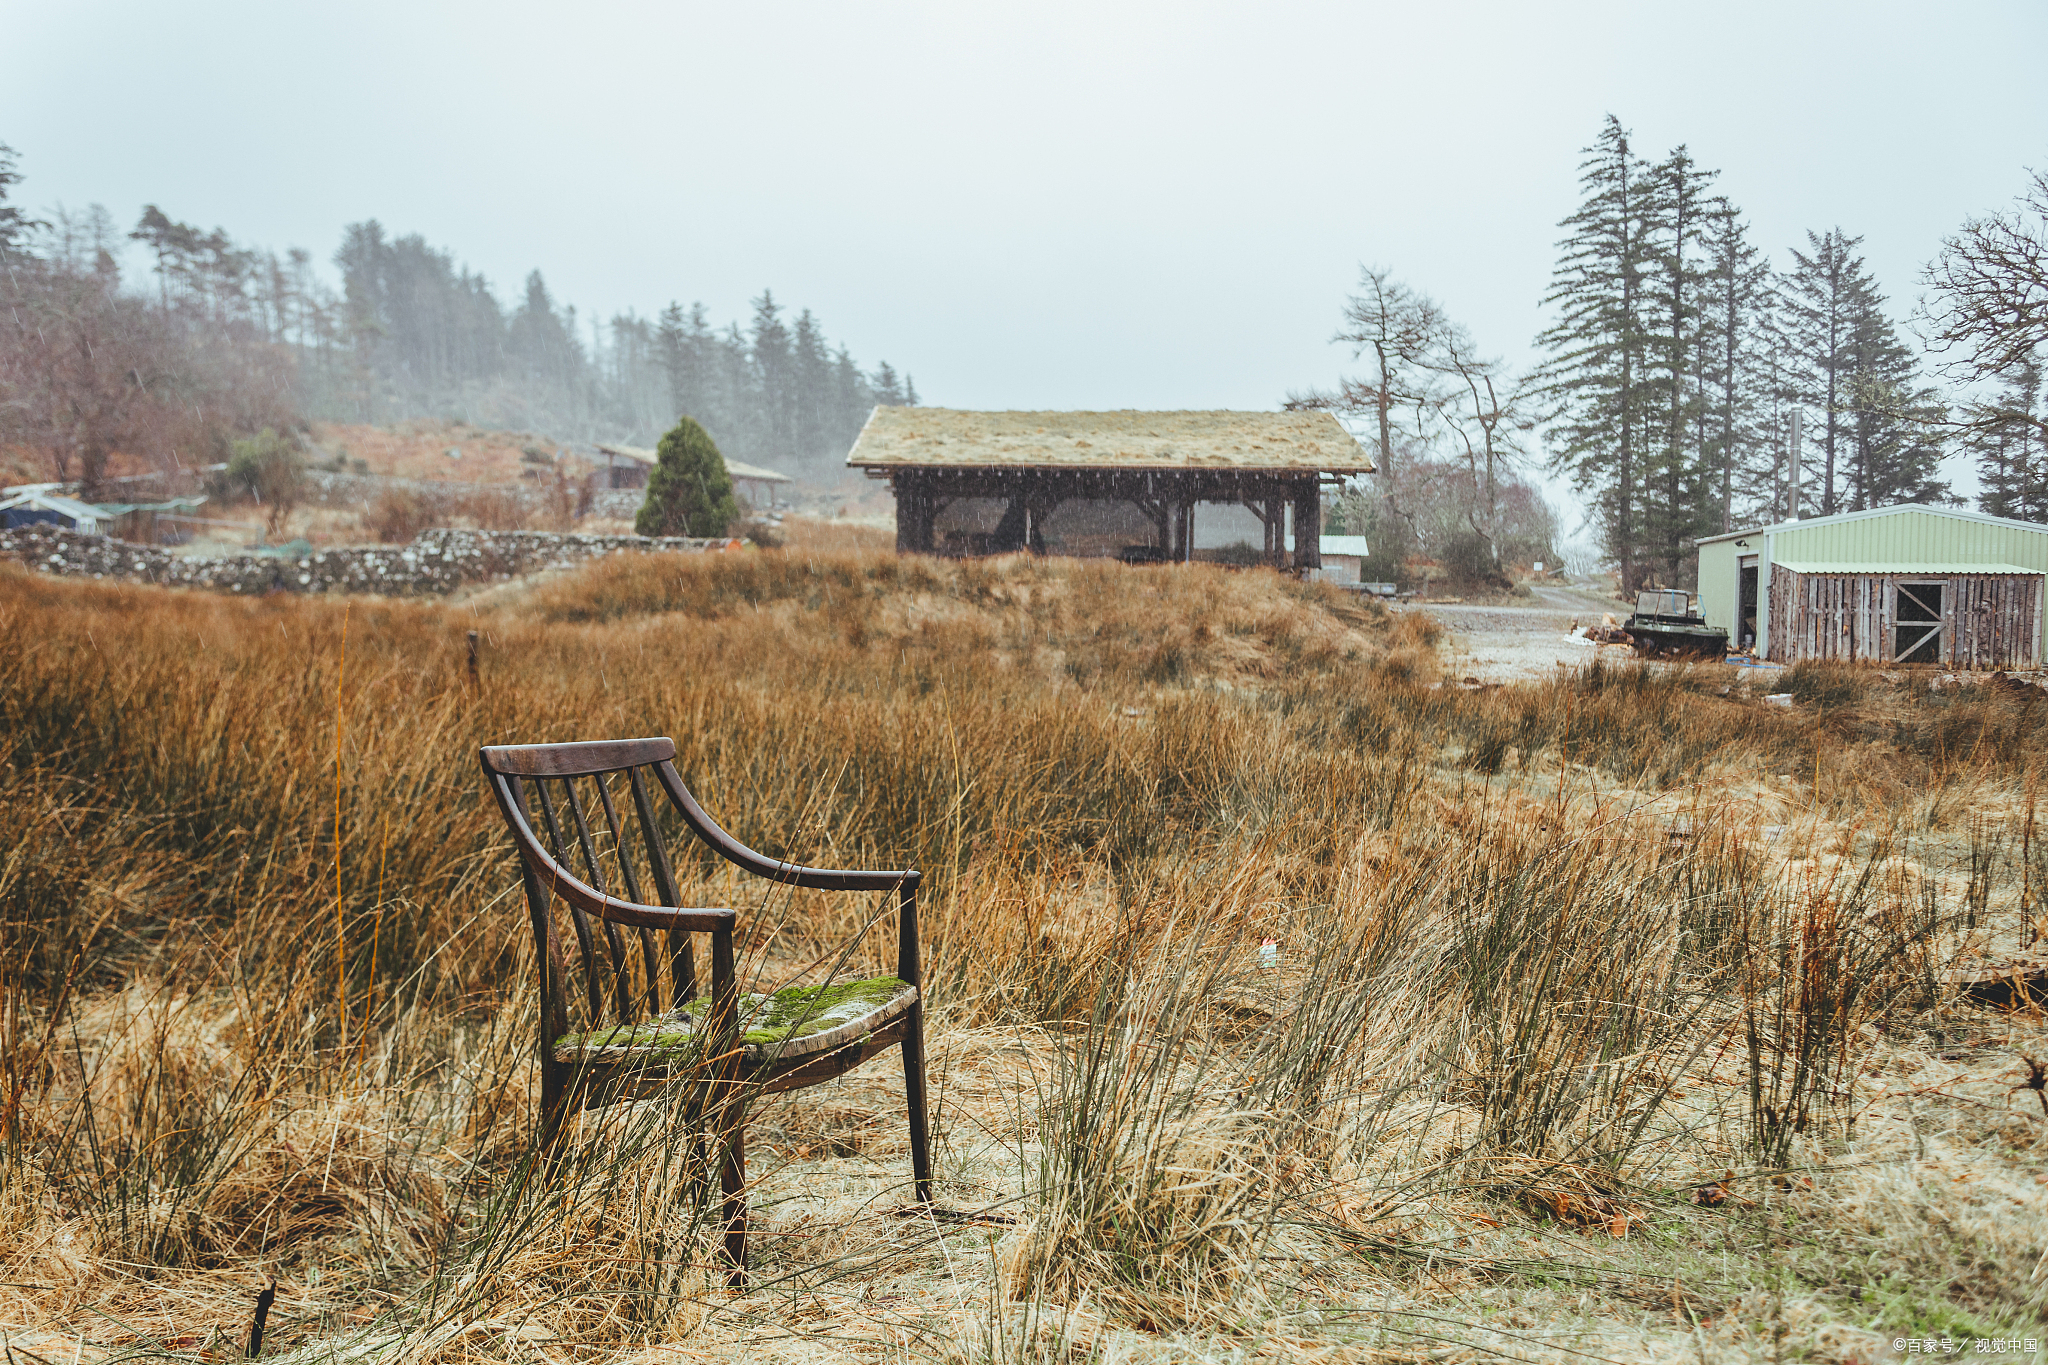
[1695,505,2048,669]
[845,408,1374,569]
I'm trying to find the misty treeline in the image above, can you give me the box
[0,141,916,493]
[1305,116,2048,591]
[0,180,297,492]
[327,221,916,475]
[1533,115,1949,590]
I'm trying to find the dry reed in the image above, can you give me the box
[2,547,2043,1361]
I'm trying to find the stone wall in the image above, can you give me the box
[0,525,732,596]
[588,488,644,519]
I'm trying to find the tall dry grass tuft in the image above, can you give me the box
[0,550,2032,1353]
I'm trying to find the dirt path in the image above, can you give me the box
[1401,584,1642,683]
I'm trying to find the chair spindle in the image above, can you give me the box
[533,777,607,1025]
[596,772,664,1015]
[629,766,695,1004]
[565,778,637,1023]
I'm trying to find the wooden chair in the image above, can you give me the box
[478,736,932,1279]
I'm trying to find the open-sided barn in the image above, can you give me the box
[1695,505,2048,669]
[845,408,1373,569]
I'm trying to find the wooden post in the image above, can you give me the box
[1291,481,1322,572]
[894,475,935,554]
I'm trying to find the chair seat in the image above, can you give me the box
[555,975,918,1069]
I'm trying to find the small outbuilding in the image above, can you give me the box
[846,408,1373,569]
[0,486,103,535]
[595,443,794,507]
[1695,505,2048,668]
[1314,535,1373,584]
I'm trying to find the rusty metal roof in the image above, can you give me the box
[845,408,1374,472]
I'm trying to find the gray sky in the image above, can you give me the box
[7,0,2045,477]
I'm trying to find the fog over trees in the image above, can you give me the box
[0,140,916,492]
[6,123,2048,585]
[327,220,915,475]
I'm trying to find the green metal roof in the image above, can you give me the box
[1773,560,2044,575]
[1696,503,2048,546]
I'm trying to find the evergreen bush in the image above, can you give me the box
[636,417,739,538]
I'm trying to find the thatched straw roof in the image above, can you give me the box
[845,409,1372,472]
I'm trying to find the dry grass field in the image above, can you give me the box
[2,536,2045,1364]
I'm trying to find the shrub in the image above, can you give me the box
[224,428,304,539]
[363,488,435,543]
[1440,529,1511,590]
[635,416,738,538]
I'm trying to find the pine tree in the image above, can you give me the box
[749,290,795,460]
[1697,197,1781,530]
[1532,116,1661,589]
[1972,360,2047,519]
[1779,229,1873,515]
[636,416,738,537]
[871,362,906,406]
[1841,281,1948,508]
[1639,145,1717,582]
[0,142,42,256]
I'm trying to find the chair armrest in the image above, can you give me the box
[516,831,737,932]
[655,762,922,892]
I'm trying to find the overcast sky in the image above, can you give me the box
[7,0,2045,499]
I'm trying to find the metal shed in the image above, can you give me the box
[1696,506,2048,668]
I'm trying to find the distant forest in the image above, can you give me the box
[0,141,916,491]
[326,221,916,475]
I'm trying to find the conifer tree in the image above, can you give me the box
[0,142,45,256]
[1639,145,1717,581]
[1532,115,1660,589]
[636,415,738,537]
[1779,229,1871,514]
[1841,283,1949,508]
[1698,197,1781,530]
[1972,359,2047,519]
[870,362,906,406]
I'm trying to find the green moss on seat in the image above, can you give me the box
[555,1022,705,1059]
[556,975,910,1056]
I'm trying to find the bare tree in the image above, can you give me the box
[1420,318,1532,562]
[1922,168,2048,444]
[1286,266,1443,478]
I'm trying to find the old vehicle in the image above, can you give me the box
[1623,589,1730,660]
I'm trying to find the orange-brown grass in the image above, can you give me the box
[1,553,2044,1363]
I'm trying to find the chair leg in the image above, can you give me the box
[721,1115,747,1287]
[538,1063,571,1154]
[902,1003,934,1203]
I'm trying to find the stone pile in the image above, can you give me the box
[0,525,731,596]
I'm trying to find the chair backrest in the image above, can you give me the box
[481,736,925,1052]
[480,737,715,1041]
